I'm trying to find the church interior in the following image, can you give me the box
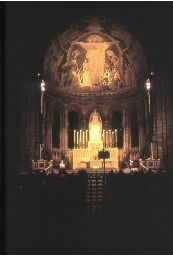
[20,16,170,173]
[4,2,173,254]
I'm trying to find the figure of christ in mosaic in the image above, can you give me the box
[74,36,113,85]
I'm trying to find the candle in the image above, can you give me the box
[74,130,76,148]
[77,131,79,148]
[151,142,153,159]
[86,130,88,147]
[79,130,82,148]
[83,131,85,148]
[41,92,43,115]
[112,131,114,148]
[109,130,112,148]
[115,129,117,147]
[80,130,82,142]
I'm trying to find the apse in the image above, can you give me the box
[25,17,166,171]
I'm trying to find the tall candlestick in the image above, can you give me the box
[83,131,85,148]
[74,130,76,148]
[151,142,153,159]
[115,129,117,147]
[77,131,79,148]
[79,130,82,148]
[41,92,43,115]
[109,130,112,148]
[86,130,88,147]
[148,90,151,114]
[112,131,114,148]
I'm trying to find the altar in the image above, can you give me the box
[72,110,119,170]
[72,147,119,169]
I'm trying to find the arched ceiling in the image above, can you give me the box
[44,18,147,96]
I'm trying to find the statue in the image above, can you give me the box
[89,110,102,142]
[89,123,102,141]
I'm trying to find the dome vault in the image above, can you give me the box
[43,19,147,96]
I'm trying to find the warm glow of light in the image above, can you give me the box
[78,39,111,86]
[80,130,82,143]
[90,123,102,142]
[41,79,46,92]
[81,71,91,86]
[41,80,45,87]
[74,130,76,147]
[145,78,151,90]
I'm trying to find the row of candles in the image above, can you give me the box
[74,130,88,149]
[73,129,118,148]
[102,129,118,148]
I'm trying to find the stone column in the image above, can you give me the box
[138,114,146,154]
[64,106,69,153]
[47,120,53,151]
[123,107,130,153]
[45,104,53,153]
[42,93,47,146]
[58,108,64,150]
[144,95,150,146]
[153,76,168,166]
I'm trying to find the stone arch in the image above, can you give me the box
[68,105,84,128]
[107,105,123,126]
[51,102,66,150]
[51,101,65,125]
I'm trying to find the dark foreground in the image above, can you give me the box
[6,171,173,254]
